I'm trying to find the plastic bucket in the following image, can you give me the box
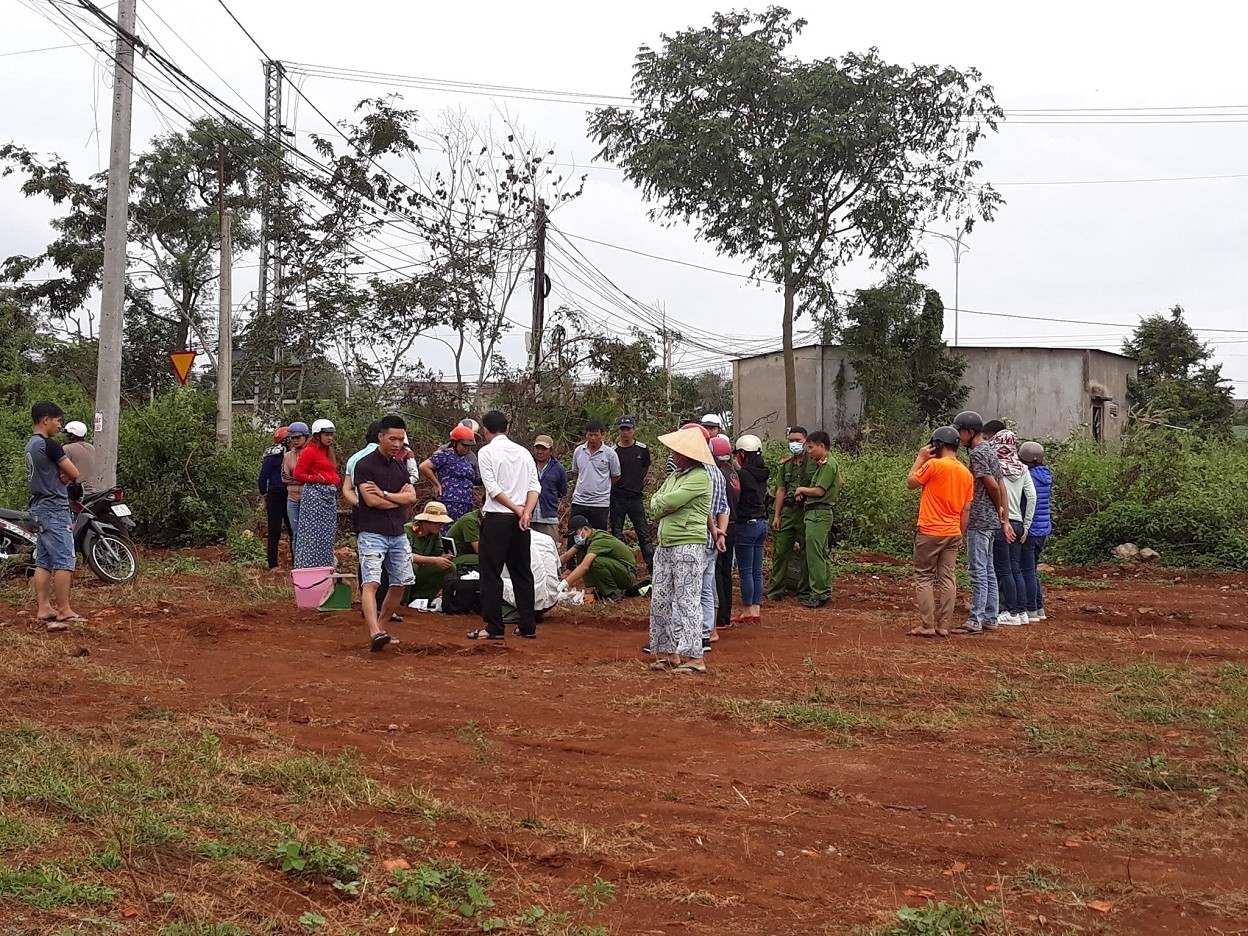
[291,567,334,609]
[318,581,354,612]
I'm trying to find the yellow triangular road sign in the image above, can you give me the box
[169,351,196,386]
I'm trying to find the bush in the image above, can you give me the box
[118,390,267,547]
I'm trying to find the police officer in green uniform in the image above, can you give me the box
[559,514,638,599]
[447,508,481,569]
[793,430,842,608]
[405,501,455,604]
[766,425,815,601]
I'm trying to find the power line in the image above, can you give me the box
[0,41,86,56]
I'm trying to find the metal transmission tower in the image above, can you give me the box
[257,60,286,409]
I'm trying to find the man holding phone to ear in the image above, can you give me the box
[905,426,973,638]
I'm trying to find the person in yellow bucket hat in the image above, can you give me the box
[406,501,455,605]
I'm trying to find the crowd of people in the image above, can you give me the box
[254,406,1053,663]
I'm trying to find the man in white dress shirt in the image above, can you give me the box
[469,410,542,640]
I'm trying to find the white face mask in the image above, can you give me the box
[789,441,805,455]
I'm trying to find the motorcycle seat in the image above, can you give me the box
[0,507,31,521]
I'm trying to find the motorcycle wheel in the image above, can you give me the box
[85,532,138,584]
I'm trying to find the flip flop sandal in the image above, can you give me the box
[44,621,69,633]
[935,629,950,638]
[370,631,392,652]
[466,629,504,641]
[649,659,675,671]
[949,626,984,636]
[907,629,937,638]
[512,628,536,639]
[671,664,707,676]
[56,614,87,623]
[389,614,404,623]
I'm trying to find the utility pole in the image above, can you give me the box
[658,304,675,414]
[258,61,285,411]
[92,0,138,490]
[216,144,233,447]
[530,198,548,383]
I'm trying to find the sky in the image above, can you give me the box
[4,0,1248,396]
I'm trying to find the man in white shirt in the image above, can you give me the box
[469,410,542,641]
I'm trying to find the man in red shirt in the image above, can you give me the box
[906,426,973,638]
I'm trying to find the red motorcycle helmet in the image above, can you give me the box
[680,422,712,441]
[273,426,290,443]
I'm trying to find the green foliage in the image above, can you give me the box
[0,862,117,909]
[384,860,494,918]
[839,279,969,442]
[875,900,986,936]
[117,389,267,546]
[269,835,365,883]
[1123,305,1234,432]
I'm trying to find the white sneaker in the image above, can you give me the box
[1033,608,1047,621]
[997,612,1023,626]
[1019,612,1031,624]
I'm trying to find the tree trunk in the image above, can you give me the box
[782,279,798,427]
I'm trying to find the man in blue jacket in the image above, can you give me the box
[1019,441,1053,622]
[531,435,567,546]
[258,426,292,570]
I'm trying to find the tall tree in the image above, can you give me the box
[589,7,1002,424]
[1122,305,1234,432]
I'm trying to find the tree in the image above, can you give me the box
[838,278,968,442]
[1122,305,1234,432]
[589,7,1002,424]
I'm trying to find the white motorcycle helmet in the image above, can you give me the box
[735,433,763,453]
[64,420,89,438]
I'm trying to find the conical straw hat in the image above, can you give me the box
[658,426,714,465]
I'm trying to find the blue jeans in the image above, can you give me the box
[357,532,416,587]
[732,519,768,606]
[966,529,998,627]
[286,499,301,557]
[1021,534,1047,612]
[993,521,1026,613]
[33,507,75,572]
[700,545,716,637]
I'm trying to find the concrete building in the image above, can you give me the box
[732,345,1137,442]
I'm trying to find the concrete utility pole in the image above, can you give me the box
[530,198,548,382]
[216,144,233,447]
[92,0,138,490]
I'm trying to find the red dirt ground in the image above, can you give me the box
[5,558,1248,934]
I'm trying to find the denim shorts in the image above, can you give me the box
[33,509,76,572]
[357,532,415,587]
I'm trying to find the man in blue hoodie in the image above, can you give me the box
[1019,441,1052,621]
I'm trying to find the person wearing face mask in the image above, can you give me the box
[558,514,637,600]
[766,426,814,602]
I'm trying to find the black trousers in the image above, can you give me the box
[265,488,293,569]
[479,512,536,637]
[571,503,610,531]
[714,524,738,627]
[610,492,654,572]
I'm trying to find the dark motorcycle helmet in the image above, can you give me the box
[929,426,961,448]
[952,410,984,433]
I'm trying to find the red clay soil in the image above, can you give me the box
[6,559,1248,934]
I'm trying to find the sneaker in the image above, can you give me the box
[1019,611,1031,625]
[997,612,1022,626]
[1033,608,1047,621]
[702,637,714,652]
[799,598,829,609]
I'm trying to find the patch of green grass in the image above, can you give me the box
[160,924,250,936]
[1039,573,1110,589]
[1030,652,1187,688]
[385,860,495,919]
[271,833,366,884]
[717,698,883,734]
[1113,754,1204,792]
[455,721,496,764]
[0,863,117,909]
[1022,724,1092,757]
[857,899,987,936]
[1011,864,1066,893]
[0,814,58,848]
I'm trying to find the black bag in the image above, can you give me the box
[441,569,482,615]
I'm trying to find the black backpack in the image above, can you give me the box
[441,569,482,615]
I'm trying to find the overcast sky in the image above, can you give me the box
[4,0,1247,395]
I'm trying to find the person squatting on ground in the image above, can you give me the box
[952,411,1010,635]
[648,425,714,675]
[447,507,481,569]
[62,420,97,498]
[281,422,309,557]
[258,426,293,570]
[352,415,418,651]
[467,410,541,641]
[711,436,740,632]
[292,420,341,569]
[419,425,478,522]
[406,501,455,606]
[27,401,83,630]
[570,420,620,531]
[559,515,637,600]
[1019,441,1052,621]
[610,415,655,573]
[730,434,770,624]
[531,435,567,547]
[906,426,974,638]
[767,426,813,601]
[791,430,841,609]
[992,429,1037,626]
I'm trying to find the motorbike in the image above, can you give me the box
[0,487,139,584]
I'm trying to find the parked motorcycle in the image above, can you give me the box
[0,488,138,584]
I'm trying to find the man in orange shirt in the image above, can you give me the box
[906,426,974,638]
